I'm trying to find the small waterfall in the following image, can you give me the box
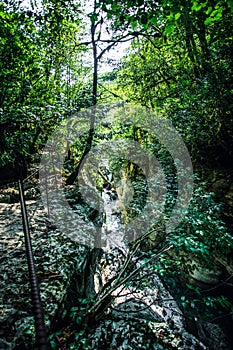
[100,166,129,256]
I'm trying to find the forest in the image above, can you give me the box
[1,0,233,349]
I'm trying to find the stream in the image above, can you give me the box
[85,164,208,349]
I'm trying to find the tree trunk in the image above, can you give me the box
[66,1,98,186]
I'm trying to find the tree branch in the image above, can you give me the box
[97,33,136,60]
[98,82,126,101]
[84,244,173,321]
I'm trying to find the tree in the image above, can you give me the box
[0,0,87,179]
[115,0,233,165]
[65,0,138,185]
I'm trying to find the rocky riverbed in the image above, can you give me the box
[0,180,89,349]
[0,173,232,349]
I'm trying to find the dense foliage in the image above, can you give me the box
[104,0,233,165]
[0,0,90,173]
[1,0,232,169]
[1,0,233,349]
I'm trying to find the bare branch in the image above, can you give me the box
[98,82,127,101]
[97,33,136,60]
[85,244,173,321]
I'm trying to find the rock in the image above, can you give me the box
[0,188,19,203]
[87,311,207,350]
[196,320,232,350]
[93,244,207,350]
[1,165,232,350]
[0,188,89,349]
[214,254,233,275]
[189,260,223,286]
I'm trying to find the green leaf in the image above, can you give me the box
[112,3,119,11]
[174,12,181,20]
[192,1,206,12]
[50,340,58,349]
[204,17,213,25]
[131,21,138,29]
[190,301,195,308]
[150,16,157,25]
[71,306,79,311]
[90,13,98,23]
[213,11,222,21]
[165,23,174,34]
[228,0,233,11]
[205,6,212,15]
[76,315,82,324]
